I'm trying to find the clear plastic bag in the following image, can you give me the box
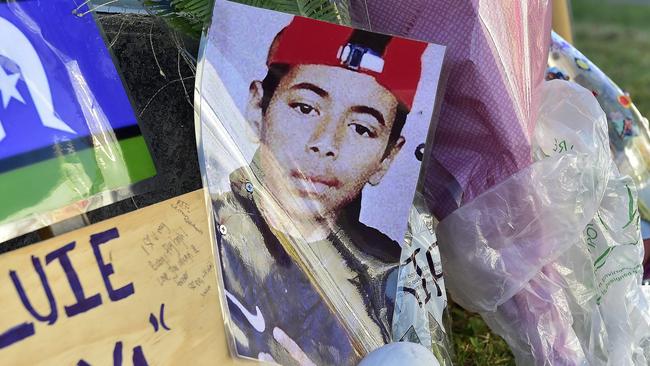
[547,32,650,223]
[0,0,156,242]
[437,80,650,365]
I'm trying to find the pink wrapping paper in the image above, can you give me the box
[362,0,551,218]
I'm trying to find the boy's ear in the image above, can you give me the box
[246,80,264,135]
[368,136,405,186]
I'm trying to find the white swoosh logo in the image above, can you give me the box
[225,290,266,333]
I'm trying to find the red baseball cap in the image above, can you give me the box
[267,16,427,110]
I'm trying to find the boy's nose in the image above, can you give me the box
[306,117,342,159]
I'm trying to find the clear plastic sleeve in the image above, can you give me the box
[229,0,361,26]
[0,0,156,242]
[196,0,448,364]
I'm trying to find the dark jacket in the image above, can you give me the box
[213,164,400,365]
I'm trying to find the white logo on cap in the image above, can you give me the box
[337,44,385,73]
[0,16,76,142]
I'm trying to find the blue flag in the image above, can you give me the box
[0,0,155,238]
[0,0,143,169]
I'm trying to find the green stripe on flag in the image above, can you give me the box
[120,135,157,183]
[0,136,155,223]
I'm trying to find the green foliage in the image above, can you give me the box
[232,0,350,24]
[145,0,350,38]
[144,0,214,37]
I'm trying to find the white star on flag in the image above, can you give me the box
[0,66,25,108]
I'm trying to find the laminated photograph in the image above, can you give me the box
[195,1,446,364]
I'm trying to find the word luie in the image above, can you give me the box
[0,228,134,349]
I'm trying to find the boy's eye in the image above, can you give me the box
[290,102,319,116]
[350,123,376,138]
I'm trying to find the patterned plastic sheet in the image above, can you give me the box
[359,0,552,219]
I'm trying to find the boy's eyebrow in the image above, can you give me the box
[351,106,386,126]
[290,82,329,98]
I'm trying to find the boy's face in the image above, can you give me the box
[248,64,405,221]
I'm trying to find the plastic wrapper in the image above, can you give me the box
[437,80,650,365]
[547,32,650,224]
[546,32,650,281]
[0,0,156,242]
[391,196,451,364]
[359,3,650,363]
[195,0,449,364]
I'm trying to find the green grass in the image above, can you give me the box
[450,304,515,366]
[451,2,650,365]
[572,0,650,116]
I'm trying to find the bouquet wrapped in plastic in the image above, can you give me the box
[356,2,553,363]
[438,80,650,365]
[360,1,650,364]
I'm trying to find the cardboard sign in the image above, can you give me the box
[0,190,253,365]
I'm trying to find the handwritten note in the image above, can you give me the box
[0,190,254,365]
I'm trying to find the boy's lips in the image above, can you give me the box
[290,170,341,195]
